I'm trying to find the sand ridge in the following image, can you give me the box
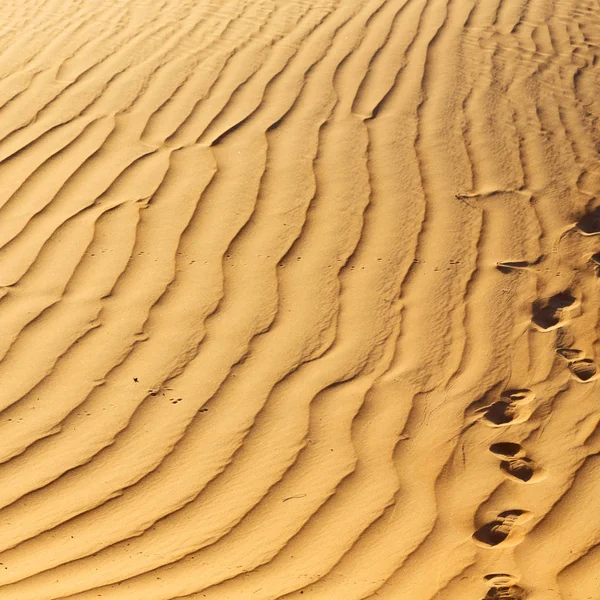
[0,0,599,598]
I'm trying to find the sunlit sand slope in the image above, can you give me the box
[0,0,599,598]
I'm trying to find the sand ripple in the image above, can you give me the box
[0,0,599,598]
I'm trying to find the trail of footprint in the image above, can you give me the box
[473,509,533,548]
[475,206,594,595]
[483,574,526,599]
[469,389,536,427]
[489,442,544,483]
[531,291,579,331]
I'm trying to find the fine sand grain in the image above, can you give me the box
[0,0,599,598]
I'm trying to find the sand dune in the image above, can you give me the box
[0,0,599,598]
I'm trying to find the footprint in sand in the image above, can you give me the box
[576,205,600,235]
[496,261,531,274]
[556,347,585,361]
[569,358,599,383]
[496,256,542,274]
[591,253,600,275]
[555,348,599,382]
[489,442,544,483]
[473,509,533,548]
[470,389,536,427]
[483,574,526,599]
[531,291,579,331]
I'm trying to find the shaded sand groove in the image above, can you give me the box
[0,0,599,598]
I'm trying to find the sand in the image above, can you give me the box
[0,0,599,598]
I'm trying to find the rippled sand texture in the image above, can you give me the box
[0,0,599,598]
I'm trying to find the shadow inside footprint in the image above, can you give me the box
[576,206,600,235]
[489,442,522,458]
[473,510,528,547]
[484,401,515,425]
[532,292,577,331]
[569,359,598,382]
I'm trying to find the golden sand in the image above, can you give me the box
[0,0,599,598]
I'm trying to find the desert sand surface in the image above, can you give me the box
[0,0,599,598]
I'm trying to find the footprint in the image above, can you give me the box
[556,347,585,361]
[483,574,526,599]
[496,261,531,274]
[483,401,517,425]
[531,291,579,331]
[473,510,533,548]
[576,205,600,235]
[569,358,599,383]
[496,256,542,274]
[478,390,535,427]
[500,458,538,482]
[484,574,519,587]
[591,253,600,276]
[555,348,598,382]
[489,443,543,483]
[483,586,526,599]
